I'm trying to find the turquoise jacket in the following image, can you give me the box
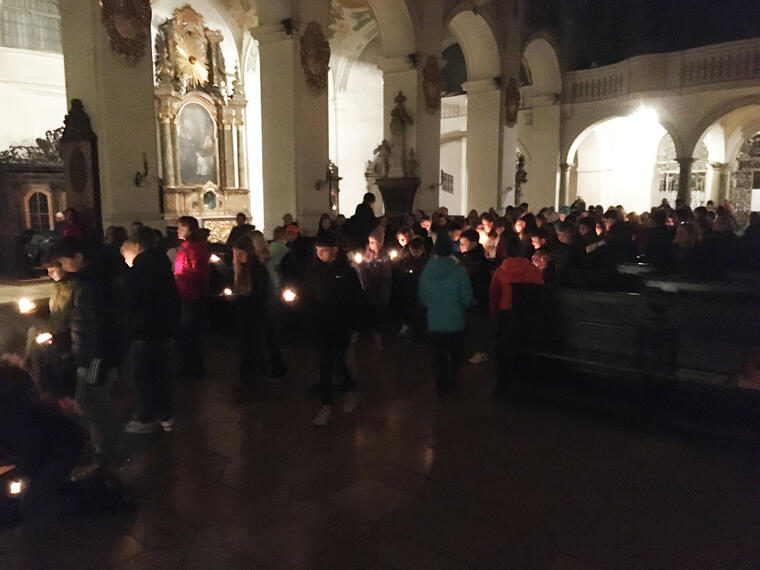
[419,256,473,333]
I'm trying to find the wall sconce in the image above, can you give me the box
[134,152,149,187]
[281,18,296,37]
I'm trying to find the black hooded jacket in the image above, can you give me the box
[125,247,180,341]
[303,251,363,341]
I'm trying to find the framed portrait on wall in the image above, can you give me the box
[177,103,218,186]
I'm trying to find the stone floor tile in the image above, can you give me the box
[328,479,414,522]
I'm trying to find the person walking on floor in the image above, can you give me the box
[419,231,473,400]
[304,232,364,426]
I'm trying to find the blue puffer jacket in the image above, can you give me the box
[419,256,473,333]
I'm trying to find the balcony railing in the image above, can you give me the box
[564,37,760,104]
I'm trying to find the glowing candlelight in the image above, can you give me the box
[282,289,297,303]
[8,480,23,496]
[17,298,36,314]
[222,288,233,296]
[389,249,399,260]
[353,252,364,264]
[35,332,53,345]
[209,253,221,263]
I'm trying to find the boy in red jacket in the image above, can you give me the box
[489,234,544,395]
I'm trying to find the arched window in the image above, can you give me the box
[0,0,61,53]
[28,191,50,231]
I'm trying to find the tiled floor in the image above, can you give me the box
[2,329,760,569]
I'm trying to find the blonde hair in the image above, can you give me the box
[251,230,270,263]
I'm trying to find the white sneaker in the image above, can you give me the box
[125,420,162,434]
[468,352,490,364]
[313,405,334,427]
[160,418,176,432]
[397,324,410,337]
[342,390,359,414]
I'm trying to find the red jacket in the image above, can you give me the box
[489,257,544,313]
[174,239,210,300]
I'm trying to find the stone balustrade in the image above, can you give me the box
[564,37,760,103]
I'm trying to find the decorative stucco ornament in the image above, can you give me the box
[174,29,209,88]
[422,56,442,113]
[101,0,151,66]
[300,21,331,92]
[504,77,520,128]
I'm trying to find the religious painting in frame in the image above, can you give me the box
[177,102,218,186]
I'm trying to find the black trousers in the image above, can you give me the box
[494,310,515,393]
[179,299,206,376]
[429,331,464,395]
[317,332,355,406]
[127,339,172,422]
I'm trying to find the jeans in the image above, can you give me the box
[127,339,172,422]
[317,332,355,406]
[430,331,464,395]
[179,299,206,376]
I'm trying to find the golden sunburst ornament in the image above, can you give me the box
[175,31,209,88]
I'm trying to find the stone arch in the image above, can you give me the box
[446,9,500,82]
[366,0,415,58]
[567,114,684,164]
[691,101,760,165]
[687,96,760,159]
[521,34,561,96]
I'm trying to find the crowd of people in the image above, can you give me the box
[3,193,759,524]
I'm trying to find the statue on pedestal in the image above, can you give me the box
[389,91,413,178]
[370,140,391,179]
[515,152,528,206]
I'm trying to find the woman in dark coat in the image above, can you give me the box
[231,236,271,401]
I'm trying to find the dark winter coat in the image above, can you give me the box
[125,247,180,341]
[303,252,363,343]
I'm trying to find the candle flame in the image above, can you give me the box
[353,252,364,264]
[389,250,399,260]
[282,289,297,303]
[210,254,221,263]
[35,332,53,345]
[17,298,36,314]
[8,480,23,495]
[222,288,233,296]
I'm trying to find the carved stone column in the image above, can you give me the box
[236,120,247,190]
[221,111,236,188]
[156,93,176,187]
[709,161,729,204]
[676,157,695,205]
[559,162,576,207]
[463,79,501,213]
[59,0,163,228]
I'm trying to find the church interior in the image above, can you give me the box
[2,0,760,567]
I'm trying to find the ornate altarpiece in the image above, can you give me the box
[153,6,248,240]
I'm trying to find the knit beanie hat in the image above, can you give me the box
[433,230,454,257]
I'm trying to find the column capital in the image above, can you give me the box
[378,56,414,74]
[559,162,576,172]
[708,161,729,170]
[676,156,696,166]
[462,78,499,94]
[249,24,290,46]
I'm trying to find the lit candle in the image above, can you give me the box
[222,288,233,296]
[282,289,297,303]
[8,480,23,496]
[35,332,53,345]
[17,298,36,314]
[353,252,364,264]
[209,253,221,263]
[389,249,399,260]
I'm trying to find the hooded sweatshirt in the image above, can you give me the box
[489,257,544,313]
[419,256,473,333]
